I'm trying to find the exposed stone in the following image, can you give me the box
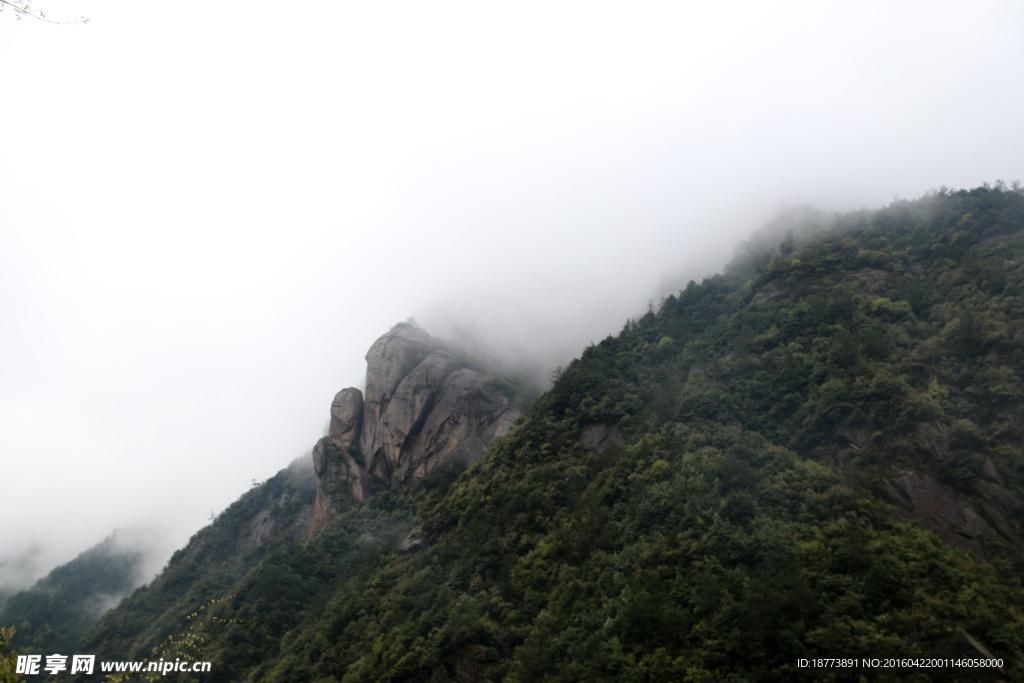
[308,490,331,534]
[951,628,1003,675]
[847,269,890,281]
[363,348,461,481]
[918,421,949,457]
[399,528,423,553]
[227,455,317,551]
[836,448,855,468]
[292,503,313,532]
[581,424,625,452]
[835,414,870,449]
[748,282,791,307]
[882,472,988,556]
[881,469,1022,560]
[307,435,376,535]
[237,510,275,553]
[307,388,377,534]
[834,414,869,467]
[446,434,486,468]
[444,645,489,683]
[307,325,522,534]
[401,366,518,482]
[361,324,437,460]
[978,230,1024,247]
[329,388,363,452]
[483,410,519,443]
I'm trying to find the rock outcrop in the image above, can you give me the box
[307,324,521,534]
[580,424,625,452]
[882,460,1022,560]
[308,388,377,532]
[747,282,790,307]
[951,628,1003,675]
[230,455,316,554]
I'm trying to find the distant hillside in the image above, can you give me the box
[71,455,316,666]
[74,185,1024,681]
[0,530,155,656]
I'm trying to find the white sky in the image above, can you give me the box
[2,0,1022,588]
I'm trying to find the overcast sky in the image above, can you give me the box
[2,0,1022,589]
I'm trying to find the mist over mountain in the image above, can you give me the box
[0,548,45,610]
[3,1,1022,595]
[11,186,1012,681]
[2,1,1023,680]
[0,528,165,657]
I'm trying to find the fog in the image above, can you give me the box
[1,1,1022,589]
[0,527,165,615]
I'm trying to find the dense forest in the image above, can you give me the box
[9,184,1024,682]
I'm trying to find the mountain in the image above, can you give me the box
[0,530,156,657]
[59,185,1024,681]
[64,455,316,671]
[63,325,528,678]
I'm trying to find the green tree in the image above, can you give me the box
[0,628,22,683]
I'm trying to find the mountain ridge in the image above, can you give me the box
[36,185,1024,681]
[0,529,157,657]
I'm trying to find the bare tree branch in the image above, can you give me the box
[0,0,89,24]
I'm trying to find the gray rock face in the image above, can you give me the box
[308,436,377,534]
[308,388,378,534]
[847,269,890,281]
[835,414,870,450]
[399,364,515,482]
[307,325,520,534]
[234,455,316,552]
[399,527,423,553]
[363,348,461,482]
[581,424,625,452]
[747,282,790,307]
[329,388,363,452]
[951,628,1003,674]
[882,466,1022,560]
[361,324,437,459]
[237,510,276,552]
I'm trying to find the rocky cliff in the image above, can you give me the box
[308,324,521,533]
[882,460,1022,560]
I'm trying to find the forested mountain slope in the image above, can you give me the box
[0,531,152,657]
[72,456,316,668]
[75,185,1024,682]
